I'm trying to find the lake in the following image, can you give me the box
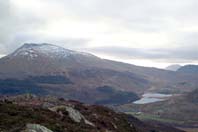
[133,93,172,104]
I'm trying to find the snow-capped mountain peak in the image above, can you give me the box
[10,43,95,59]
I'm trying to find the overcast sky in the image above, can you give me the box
[0,0,198,68]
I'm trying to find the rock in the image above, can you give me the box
[49,105,95,127]
[65,106,82,123]
[65,106,95,127]
[24,124,53,132]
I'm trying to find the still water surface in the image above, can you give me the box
[133,93,172,104]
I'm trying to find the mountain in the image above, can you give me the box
[0,43,99,77]
[0,43,149,104]
[177,65,198,74]
[0,43,198,104]
[165,64,181,71]
[0,95,184,132]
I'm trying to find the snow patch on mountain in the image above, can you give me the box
[10,43,95,59]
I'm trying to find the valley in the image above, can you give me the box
[111,89,198,131]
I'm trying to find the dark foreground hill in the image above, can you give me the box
[0,95,184,132]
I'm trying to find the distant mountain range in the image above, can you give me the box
[177,65,198,74]
[165,64,181,71]
[0,43,198,104]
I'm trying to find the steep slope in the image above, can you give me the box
[0,95,184,132]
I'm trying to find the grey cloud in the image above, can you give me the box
[0,0,198,65]
[89,46,198,63]
[0,0,92,54]
[58,0,198,32]
[8,32,90,53]
[89,30,198,63]
[0,1,47,54]
[0,1,13,52]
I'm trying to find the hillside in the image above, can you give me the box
[186,88,198,104]
[0,43,198,105]
[0,95,184,132]
[113,89,198,128]
[177,65,198,74]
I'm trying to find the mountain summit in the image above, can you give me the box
[9,43,95,60]
[0,43,100,77]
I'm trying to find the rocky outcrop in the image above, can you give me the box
[50,105,95,127]
[0,96,184,132]
[24,124,53,132]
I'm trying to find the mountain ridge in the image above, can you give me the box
[177,65,198,74]
[165,64,181,71]
[0,43,198,104]
[9,43,96,59]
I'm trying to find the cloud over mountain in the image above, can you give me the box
[1,0,198,66]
